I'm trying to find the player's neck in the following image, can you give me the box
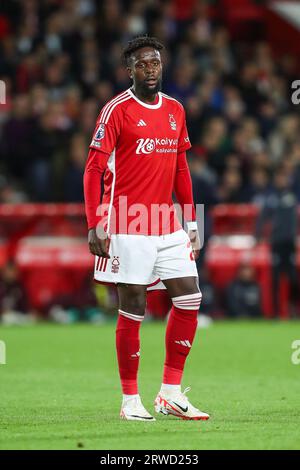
[131,86,158,105]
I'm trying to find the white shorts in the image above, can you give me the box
[94,229,198,286]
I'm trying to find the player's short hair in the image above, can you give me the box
[122,36,164,66]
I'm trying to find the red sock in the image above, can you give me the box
[163,293,202,385]
[116,310,143,395]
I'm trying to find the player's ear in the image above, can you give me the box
[127,66,133,80]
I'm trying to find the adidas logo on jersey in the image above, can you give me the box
[137,119,147,126]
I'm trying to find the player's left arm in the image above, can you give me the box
[175,104,200,259]
[174,151,200,260]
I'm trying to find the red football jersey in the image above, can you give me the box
[89,88,192,236]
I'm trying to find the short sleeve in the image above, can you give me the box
[90,106,122,154]
[178,107,192,153]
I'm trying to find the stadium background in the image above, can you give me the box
[1,0,300,452]
[0,0,300,324]
[1,0,299,322]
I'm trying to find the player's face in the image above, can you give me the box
[128,47,162,97]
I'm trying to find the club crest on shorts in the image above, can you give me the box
[111,256,120,274]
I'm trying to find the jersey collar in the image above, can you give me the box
[127,88,162,109]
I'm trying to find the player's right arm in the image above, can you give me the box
[83,99,122,257]
[83,93,125,258]
[83,148,110,258]
[255,195,274,243]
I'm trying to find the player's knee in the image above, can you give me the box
[164,276,200,298]
[118,286,146,315]
[172,292,202,311]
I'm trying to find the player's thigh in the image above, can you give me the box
[162,276,200,298]
[154,230,199,297]
[117,283,147,316]
[94,234,157,286]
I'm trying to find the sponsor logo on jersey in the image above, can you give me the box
[136,138,156,154]
[137,119,147,126]
[156,138,178,146]
[169,114,176,130]
[136,138,178,155]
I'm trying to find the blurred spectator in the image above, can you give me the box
[256,168,298,316]
[1,94,35,182]
[240,167,272,205]
[64,133,87,202]
[0,175,28,203]
[201,116,229,175]
[268,114,300,164]
[0,0,299,320]
[166,60,196,102]
[189,152,218,268]
[47,273,118,323]
[223,86,245,129]
[218,167,243,203]
[198,267,217,316]
[0,0,299,206]
[0,260,33,324]
[226,264,262,318]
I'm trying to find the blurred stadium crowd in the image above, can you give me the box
[0,0,299,322]
[1,0,300,205]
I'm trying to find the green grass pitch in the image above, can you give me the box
[0,320,299,450]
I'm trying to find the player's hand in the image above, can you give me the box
[188,229,200,261]
[88,228,110,258]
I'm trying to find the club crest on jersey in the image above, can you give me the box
[136,138,155,154]
[169,114,176,130]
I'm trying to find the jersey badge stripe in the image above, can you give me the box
[98,91,128,122]
[100,91,130,124]
[103,95,131,124]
